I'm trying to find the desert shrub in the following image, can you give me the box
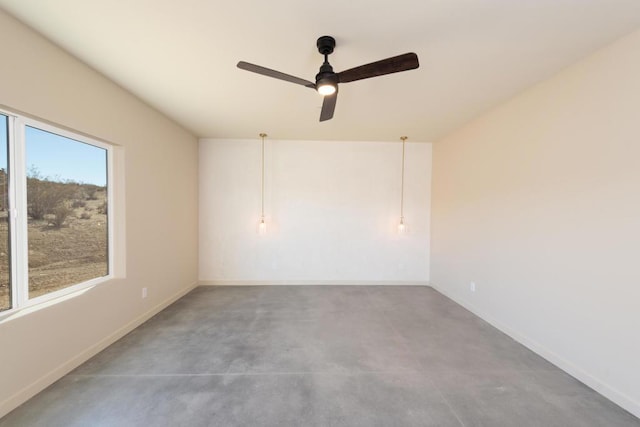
[71,199,86,208]
[27,178,56,220]
[27,170,76,220]
[79,212,92,220]
[75,187,88,200]
[85,184,102,200]
[49,205,73,228]
[77,185,107,202]
[98,201,108,215]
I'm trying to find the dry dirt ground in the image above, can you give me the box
[0,191,107,311]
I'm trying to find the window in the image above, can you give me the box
[0,110,113,314]
[0,114,10,311]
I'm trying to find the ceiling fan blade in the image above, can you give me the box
[337,53,419,84]
[237,61,316,88]
[319,91,338,122]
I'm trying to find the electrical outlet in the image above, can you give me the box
[142,287,148,299]
[470,282,476,292]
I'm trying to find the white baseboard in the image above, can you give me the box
[0,280,198,419]
[199,280,430,286]
[429,281,640,419]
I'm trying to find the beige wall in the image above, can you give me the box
[431,29,640,417]
[0,10,198,416]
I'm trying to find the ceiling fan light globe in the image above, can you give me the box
[317,83,336,96]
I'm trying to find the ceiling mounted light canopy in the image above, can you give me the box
[237,35,419,122]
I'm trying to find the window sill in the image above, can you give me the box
[0,274,112,324]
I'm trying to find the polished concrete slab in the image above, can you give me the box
[1,286,638,426]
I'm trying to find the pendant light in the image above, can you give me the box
[258,133,267,235]
[398,136,407,234]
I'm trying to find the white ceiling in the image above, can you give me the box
[1,0,639,142]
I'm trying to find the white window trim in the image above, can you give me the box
[0,108,115,318]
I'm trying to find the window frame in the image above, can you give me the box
[0,108,114,316]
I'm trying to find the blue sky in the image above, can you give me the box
[0,115,106,187]
[26,126,107,186]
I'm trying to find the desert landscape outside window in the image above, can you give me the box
[26,126,108,299]
[0,114,10,312]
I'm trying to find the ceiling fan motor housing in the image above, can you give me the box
[316,62,338,88]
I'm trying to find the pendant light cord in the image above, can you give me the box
[400,136,407,220]
[260,133,267,219]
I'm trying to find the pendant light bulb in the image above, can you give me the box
[398,217,406,234]
[258,216,267,235]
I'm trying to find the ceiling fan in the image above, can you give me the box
[237,36,419,122]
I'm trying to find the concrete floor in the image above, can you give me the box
[1,286,638,426]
